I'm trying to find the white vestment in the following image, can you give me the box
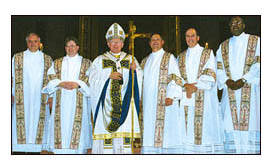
[12,49,51,152]
[89,51,143,154]
[141,48,183,154]
[42,54,92,154]
[179,44,224,154]
[216,33,260,154]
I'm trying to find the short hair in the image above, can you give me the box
[229,16,245,25]
[150,33,164,41]
[25,32,40,42]
[65,36,80,46]
[185,27,199,36]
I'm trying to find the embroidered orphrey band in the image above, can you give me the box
[102,56,130,132]
[70,58,91,149]
[178,48,212,145]
[221,35,258,131]
[36,54,52,144]
[14,52,52,144]
[53,57,91,149]
[154,52,171,148]
[14,52,26,144]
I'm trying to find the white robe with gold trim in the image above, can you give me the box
[89,52,143,154]
[216,33,260,154]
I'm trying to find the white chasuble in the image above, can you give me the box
[89,52,143,154]
[42,54,92,154]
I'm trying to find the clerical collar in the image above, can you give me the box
[232,32,245,39]
[109,51,121,59]
[110,51,121,56]
[188,43,200,51]
[26,49,40,54]
[66,53,79,59]
[152,48,164,55]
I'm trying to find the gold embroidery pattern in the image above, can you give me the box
[140,56,149,70]
[14,52,26,144]
[201,68,216,82]
[194,48,211,145]
[139,56,149,143]
[70,58,91,149]
[254,56,260,64]
[184,106,188,134]
[93,132,141,140]
[14,53,52,144]
[217,61,223,70]
[36,54,52,144]
[102,58,130,132]
[53,58,63,149]
[79,58,91,86]
[194,89,205,145]
[178,48,211,145]
[167,74,183,86]
[154,52,171,148]
[48,74,57,81]
[221,35,258,131]
[178,50,188,82]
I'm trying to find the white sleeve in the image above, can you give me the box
[195,50,216,90]
[166,55,182,100]
[42,62,61,95]
[242,37,260,85]
[216,45,229,90]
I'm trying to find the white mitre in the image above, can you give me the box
[105,22,125,41]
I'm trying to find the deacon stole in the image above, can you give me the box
[14,52,52,144]
[221,35,258,131]
[178,48,215,145]
[51,57,91,149]
[153,53,182,148]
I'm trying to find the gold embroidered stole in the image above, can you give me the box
[14,52,52,144]
[178,49,212,145]
[221,35,258,131]
[14,52,26,144]
[154,52,171,148]
[36,54,53,144]
[139,56,149,142]
[53,57,91,149]
[102,54,130,132]
[70,58,91,149]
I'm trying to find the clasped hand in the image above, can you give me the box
[184,83,198,99]
[226,79,245,90]
[110,61,136,80]
[59,81,79,90]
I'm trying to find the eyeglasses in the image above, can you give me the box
[66,45,77,48]
[229,21,243,26]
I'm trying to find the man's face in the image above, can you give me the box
[149,34,164,52]
[229,16,245,36]
[65,40,79,57]
[27,34,41,52]
[107,38,124,54]
[185,28,199,48]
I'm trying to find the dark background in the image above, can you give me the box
[11,15,260,62]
